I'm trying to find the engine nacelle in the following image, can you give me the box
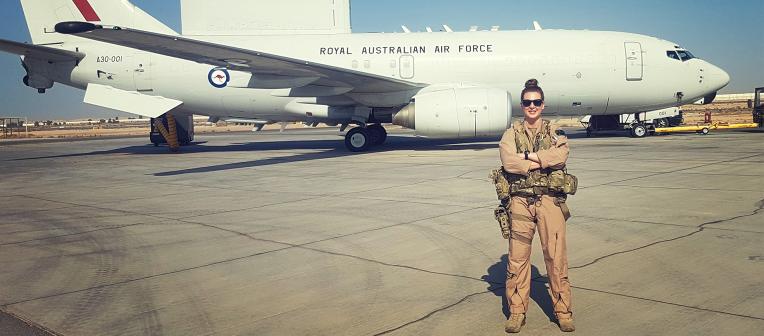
[393,85,512,138]
[21,58,53,93]
[24,74,54,91]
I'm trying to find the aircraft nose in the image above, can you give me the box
[706,63,730,90]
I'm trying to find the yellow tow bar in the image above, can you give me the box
[654,123,759,135]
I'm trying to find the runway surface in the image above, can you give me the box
[1,128,763,335]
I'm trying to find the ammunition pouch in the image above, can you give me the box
[490,168,512,202]
[494,205,511,240]
[549,170,578,196]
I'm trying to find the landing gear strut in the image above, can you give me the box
[344,124,387,152]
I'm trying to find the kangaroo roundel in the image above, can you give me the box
[208,68,230,88]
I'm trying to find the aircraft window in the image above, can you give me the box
[666,51,680,60]
[677,50,695,62]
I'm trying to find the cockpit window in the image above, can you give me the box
[676,50,695,61]
[666,51,680,60]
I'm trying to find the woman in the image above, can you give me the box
[499,79,575,333]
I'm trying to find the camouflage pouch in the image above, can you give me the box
[548,170,566,193]
[490,168,511,202]
[528,170,550,188]
[554,197,572,221]
[494,206,511,240]
[563,173,578,195]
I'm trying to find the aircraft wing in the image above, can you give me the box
[55,22,424,94]
[0,38,85,62]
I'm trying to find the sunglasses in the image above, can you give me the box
[522,99,544,107]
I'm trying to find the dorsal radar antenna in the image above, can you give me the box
[469,25,479,32]
[491,26,500,31]
[443,25,453,32]
[533,21,543,31]
[401,25,411,33]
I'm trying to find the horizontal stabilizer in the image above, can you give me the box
[0,38,84,62]
[84,84,183,118]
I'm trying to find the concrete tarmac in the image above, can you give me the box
[1,128,763,335]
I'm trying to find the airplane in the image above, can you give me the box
[0,0,730,152]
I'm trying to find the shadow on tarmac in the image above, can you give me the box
[10,135,499,176]
[484,255,556,322]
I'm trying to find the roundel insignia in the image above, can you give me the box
[208,68,230,88]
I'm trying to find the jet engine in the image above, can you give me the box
[21,59,53,94]
[392,85,512,138]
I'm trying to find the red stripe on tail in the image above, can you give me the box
[72,0,101,22]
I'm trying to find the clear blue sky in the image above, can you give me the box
[0,0,762,120]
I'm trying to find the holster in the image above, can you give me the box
[494,201,512,240]
[554,196,572,220]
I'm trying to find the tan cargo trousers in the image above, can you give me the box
[506,195,572,319]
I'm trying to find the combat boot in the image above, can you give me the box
[558,317,575,332]
[504,313,526,333]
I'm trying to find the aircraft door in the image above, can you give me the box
[399,55,415,79]
[133,53,153,92]
[624,42,643,81]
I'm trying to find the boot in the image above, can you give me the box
[558,317,575,332]
[504,313,526,333]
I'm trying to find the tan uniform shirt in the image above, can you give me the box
[499,120,570,176]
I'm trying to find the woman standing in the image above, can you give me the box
[499,79,575,333]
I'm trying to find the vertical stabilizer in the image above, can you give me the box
[20,0,176,44]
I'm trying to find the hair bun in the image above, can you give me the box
[525,79,539,88]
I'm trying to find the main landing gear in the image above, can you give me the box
[344,124,387,152]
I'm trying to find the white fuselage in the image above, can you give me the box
[39,30,729,122]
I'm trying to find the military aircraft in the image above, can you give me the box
[0,0,730,151]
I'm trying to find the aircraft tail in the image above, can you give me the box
[20,0,176,44]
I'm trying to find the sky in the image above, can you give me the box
[0,0,762,120]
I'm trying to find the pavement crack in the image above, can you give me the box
[569,284,764,321]
[571,197,764,270]
[1,207,485,307]
[574,214,764,234]
[0,223,150,246]
[580,153,762,190]
[372,290,492,336]
[0,246,295,307]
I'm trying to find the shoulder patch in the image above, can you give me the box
[555,129,566,136]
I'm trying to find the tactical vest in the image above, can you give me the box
[505,120,576,197]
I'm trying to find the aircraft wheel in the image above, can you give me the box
[345,127,371,152]
[655,118,668,128]
[368,124,387,145]
[631,124,648,138]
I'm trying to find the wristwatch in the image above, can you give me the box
[524,150,530,160]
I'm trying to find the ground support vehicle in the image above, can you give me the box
[753,87,763,127]
[581,107,682,137]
